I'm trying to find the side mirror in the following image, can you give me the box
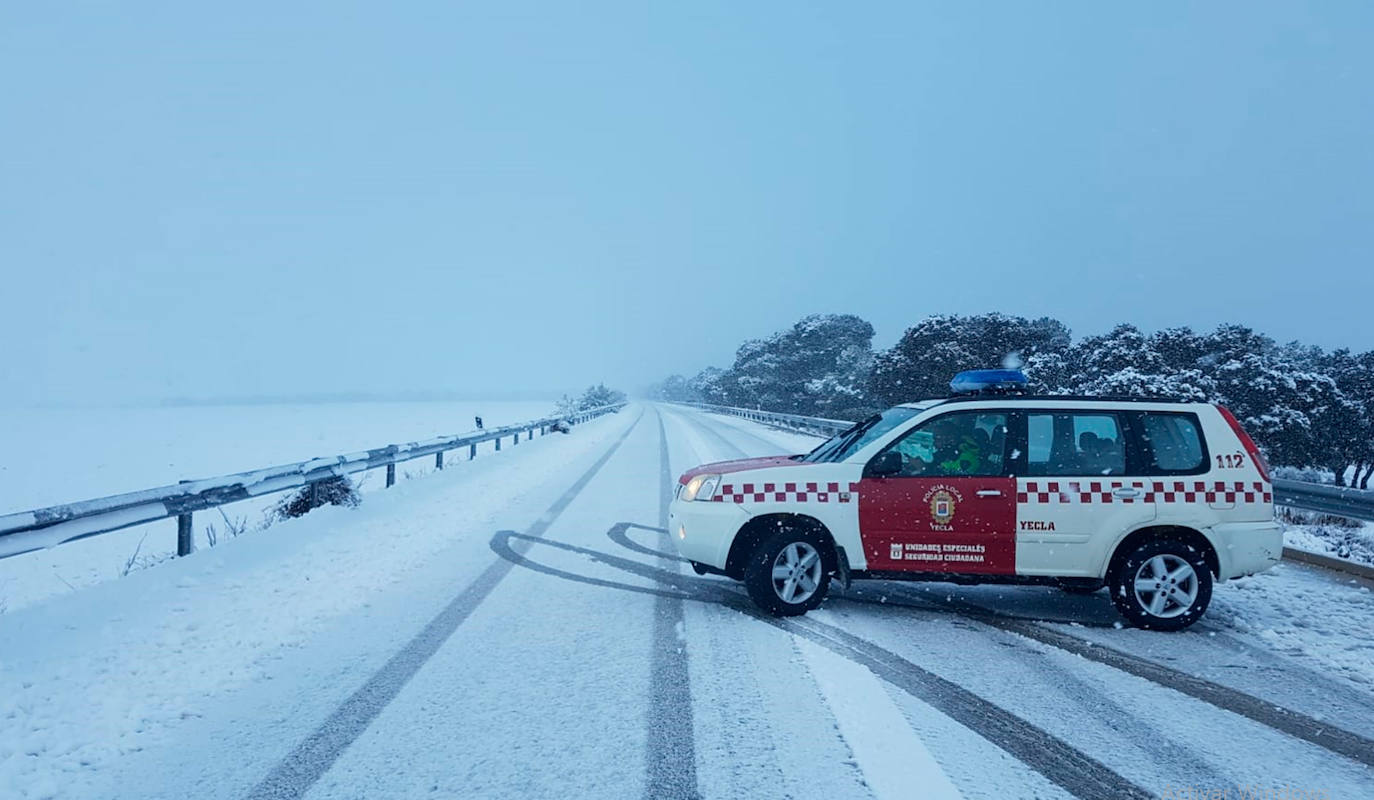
[865,450,903,479]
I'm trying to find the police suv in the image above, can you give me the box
[668,370,1282,630]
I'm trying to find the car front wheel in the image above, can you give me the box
[743,529,832,616]
[1109,539,1213,631]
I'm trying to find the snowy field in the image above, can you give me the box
[0,400,557,512]
[1,405,1371,800]
[0,400,554,612]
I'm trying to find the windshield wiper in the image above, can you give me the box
[807,416,876,463]
[803,427,852,460]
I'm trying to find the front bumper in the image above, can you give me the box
[667,497,750,572]
[1209,520,1284,580]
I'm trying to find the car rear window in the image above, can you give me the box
[1026,412,1125,476]
[1136,412,1205,473]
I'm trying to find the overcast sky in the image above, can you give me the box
[3,2,1371,405]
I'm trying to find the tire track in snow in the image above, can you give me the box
[501,527,1153,799]
[873,584,1374,769]
[643,409,700,800]
[493,524,1156,799]
[780,615,1154,800]
[833,589,1236,788]
[244,411,642,800]
[658,407,873,798]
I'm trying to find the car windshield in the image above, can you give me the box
[803,406,922,463]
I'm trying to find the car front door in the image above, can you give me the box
[856,410,1016,574]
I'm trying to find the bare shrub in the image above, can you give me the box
[205,507,251,548]
[271,475,361,521]
[119,533,174,576]
[121,533,149,577]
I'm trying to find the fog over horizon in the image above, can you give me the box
[4,2,1371,407]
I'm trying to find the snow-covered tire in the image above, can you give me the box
[743,528,832,617]
[1109,538,1212,631]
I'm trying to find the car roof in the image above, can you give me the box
[898,395,1207,409]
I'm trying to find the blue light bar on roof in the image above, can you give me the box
[949,369,1028,395]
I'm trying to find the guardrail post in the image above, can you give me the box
[513,431,519,446]
[496,437,501,452]
[470,442,477,460]
[176,479,193,557]
[386,463,396,487]
[309,480,320,507]
[435,451,444,470]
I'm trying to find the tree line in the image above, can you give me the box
[649,313,1374,487]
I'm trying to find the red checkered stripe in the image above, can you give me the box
[1017,480,1273,505]
[712,481,859,504]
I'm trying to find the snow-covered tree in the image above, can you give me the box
[1068,324,1213,400]
[577,384,626,410]
[710,314,877,418]
[660,313,1373,477]
[871,314,1071,404]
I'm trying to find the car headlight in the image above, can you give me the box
[680,474,721,502]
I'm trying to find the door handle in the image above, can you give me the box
[976,490,1002,497]
[1113,488,1141,498]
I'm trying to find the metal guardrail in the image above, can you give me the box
[676,402,1374,524]
[1272,480,1374,522]
[0,403,627,561]
[673,402,853,437]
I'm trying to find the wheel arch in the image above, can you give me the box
[1103,524,1220,582]
[726,513,837,580]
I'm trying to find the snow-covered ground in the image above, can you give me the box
[1,404,1371,799]
[1282,516,1374,567]
[0,400,554,612]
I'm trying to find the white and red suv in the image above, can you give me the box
[669,371,1282,630]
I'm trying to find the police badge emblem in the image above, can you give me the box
[930,489,956,525]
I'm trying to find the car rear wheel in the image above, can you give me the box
[743,529,832,616]
[1109,538,1212,631]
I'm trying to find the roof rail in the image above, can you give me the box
[936,394,1196,406]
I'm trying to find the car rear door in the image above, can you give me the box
[1013,409,1158,576]
[856,410,1017,574]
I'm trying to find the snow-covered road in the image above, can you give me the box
[2,404,1371,799]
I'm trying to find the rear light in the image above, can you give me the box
[1215,404,1271,483]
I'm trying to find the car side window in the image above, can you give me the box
[1136,412,1206,473]
[884,411,1009,477]
[1027,412,1125,476]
